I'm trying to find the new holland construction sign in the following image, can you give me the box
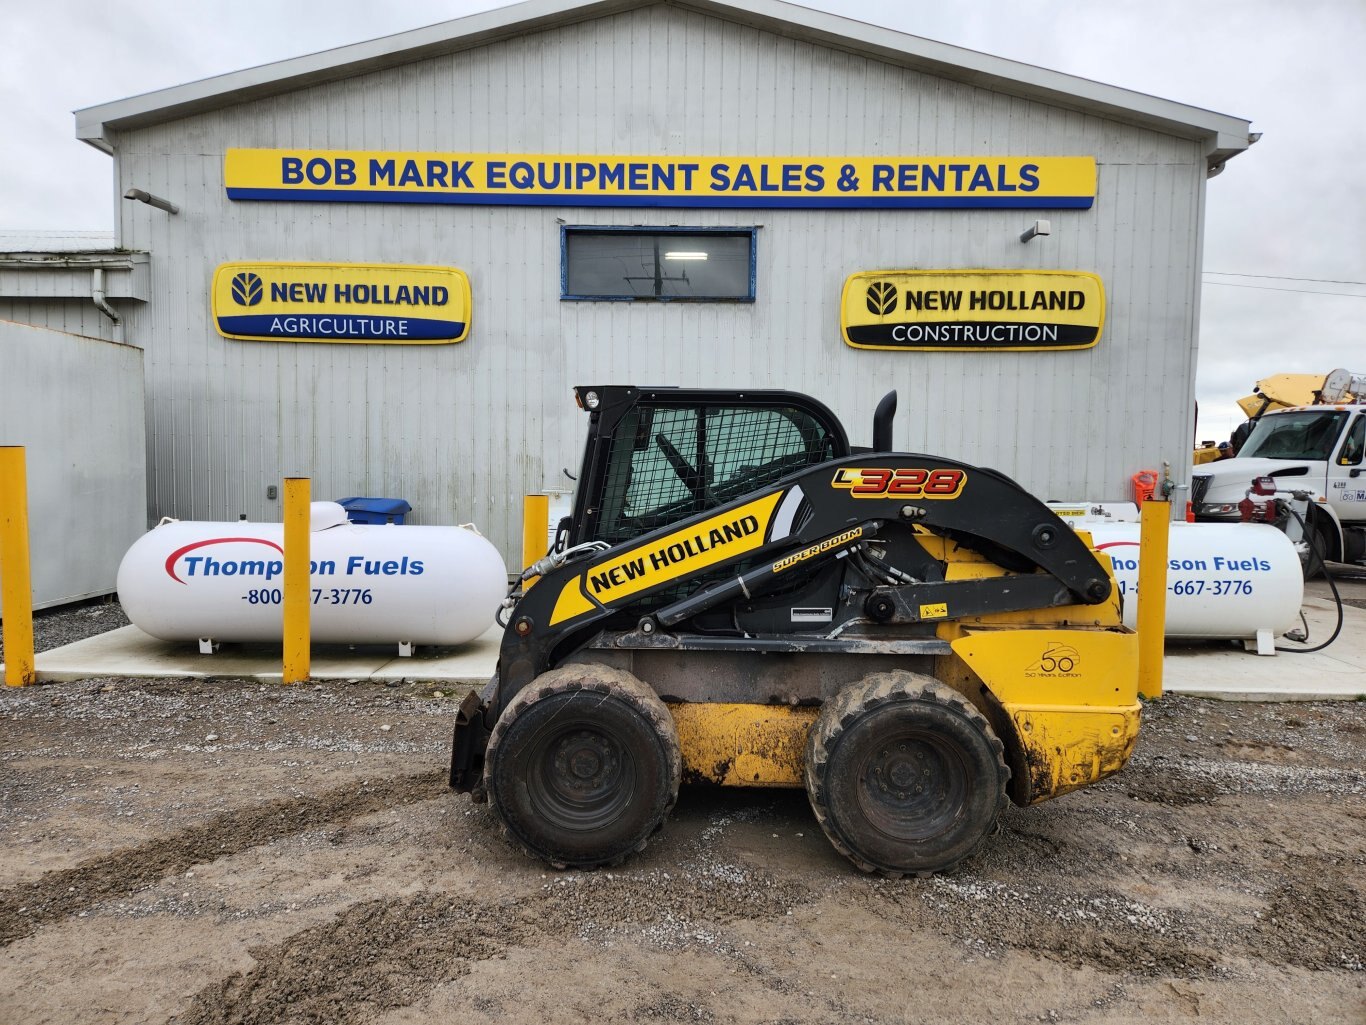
[840,270,1105,351]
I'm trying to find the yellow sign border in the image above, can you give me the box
[225,150,1098,210]
[841,269,1105,353]
[211,261,472,345]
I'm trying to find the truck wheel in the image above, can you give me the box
[484,664,681,869]
[805,672,1008,877]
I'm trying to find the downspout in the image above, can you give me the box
[91,267,123,344]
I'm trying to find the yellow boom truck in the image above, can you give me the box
[451,386,1147,876]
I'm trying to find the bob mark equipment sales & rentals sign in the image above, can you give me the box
[224,150,1096,209]
[841,270,1105,351]
[211,262,471,343]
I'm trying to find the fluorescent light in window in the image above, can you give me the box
[664,251,708,261]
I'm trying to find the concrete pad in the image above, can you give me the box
[19,624,503,688]
[9,602,1365,701]
[1163,597,1366,701]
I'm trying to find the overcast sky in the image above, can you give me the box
[4,0,1363,439]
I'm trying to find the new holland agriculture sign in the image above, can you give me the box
[211,262,471,343]
[841,270,1105,351]
[224,150,1097,209]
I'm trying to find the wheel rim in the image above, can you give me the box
[852,727,968,843]
[526,718,636,833]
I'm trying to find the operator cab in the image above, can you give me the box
[566,386,851,548]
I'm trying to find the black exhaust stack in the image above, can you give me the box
[872,390,897,452]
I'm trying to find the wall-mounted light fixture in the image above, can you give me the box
[123,189,179,215]
[1019,219,1050,244]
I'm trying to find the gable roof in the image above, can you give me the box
[74,0,1253,169]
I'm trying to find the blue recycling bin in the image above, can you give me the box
[337,497,412,525]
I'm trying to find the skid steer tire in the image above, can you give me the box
[805,672,1009,877]
[484,664,681,870]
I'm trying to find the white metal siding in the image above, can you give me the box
[0,321,146,609]
[112,4,1207,561]
[0,303,120,341]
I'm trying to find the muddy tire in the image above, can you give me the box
[805,672,1009,877]
[484,664,681,869]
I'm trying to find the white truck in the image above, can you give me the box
[1192,369,1366,573]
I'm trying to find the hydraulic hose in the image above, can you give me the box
[1275,504,1345,654]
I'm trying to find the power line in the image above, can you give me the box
[1204,271,1366,287]
[1203,281,1366,298]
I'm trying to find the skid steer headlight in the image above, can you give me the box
[583,390,601,410]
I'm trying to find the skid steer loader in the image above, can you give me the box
[451,386,1149,876]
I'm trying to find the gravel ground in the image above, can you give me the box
[1,672,1362,1024]
[0,598,129,663]
[1,591,1363,1023]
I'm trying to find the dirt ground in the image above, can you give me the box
[0,674,1362,1025]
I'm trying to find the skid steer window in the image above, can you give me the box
[592,403,835,544]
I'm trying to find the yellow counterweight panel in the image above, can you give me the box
[949,628,1137,706]
[949,627,1141,802]
[668,702,818,787]
[1009,704,1141,802]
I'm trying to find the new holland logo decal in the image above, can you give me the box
[548,492,784,626]
[231,272,264,307]
[865,281,897,316]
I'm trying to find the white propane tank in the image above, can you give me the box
[1046,501,1140,524]
[117,502,507,647]
[1083,522,1303,640]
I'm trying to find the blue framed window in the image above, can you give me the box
[561,226,756,301]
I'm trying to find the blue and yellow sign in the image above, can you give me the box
[225,150,1096,210]
[842,270,1105,351]
[210,262,471,344]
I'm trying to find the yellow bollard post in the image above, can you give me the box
[0,447,36,686]
[1136,499,1170,700]
[521,494,550,588]
[282,478,311,685]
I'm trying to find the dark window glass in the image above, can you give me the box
[1240,410,1349,461]
[563,229,754,300]
[1338,415,1366,466]
[593,403,835,543]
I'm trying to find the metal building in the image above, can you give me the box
[0,231,146,343]
[71,0,1253,564]
[0,319,146,608]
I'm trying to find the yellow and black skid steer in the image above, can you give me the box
[451,385,1148,876]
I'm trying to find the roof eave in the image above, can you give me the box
[74,0,1253,166]
[691,1,1252,166]
[76,0,639,150]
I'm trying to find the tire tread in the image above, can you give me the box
[805,671,1008,877]
[485,664,681,869]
